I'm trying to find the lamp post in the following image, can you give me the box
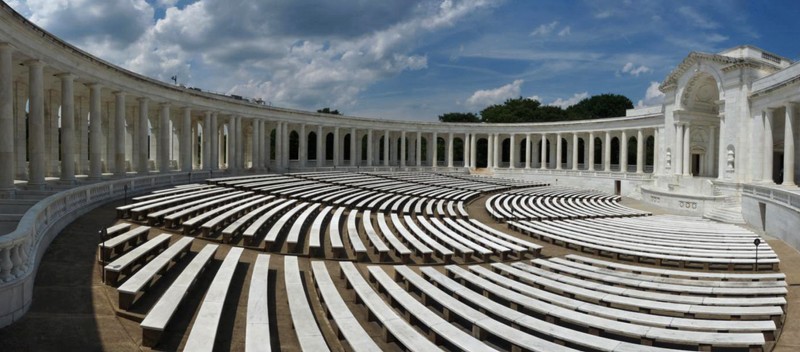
[753,238,761,272]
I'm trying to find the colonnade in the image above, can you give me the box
[758,103,798,186]
[0,41,658,196]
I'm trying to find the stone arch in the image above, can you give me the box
[343,133,352,161]
[288,130,299,160]
[307,131,317,161]
[519,138,527,164]
[436,136,446,163]
[628,135,638,169]
[325,132,334,161]
[645,135,655,169]
[577,138,585,165]
[610,137,620,166]
[560,137,568,167]
[501,137,510,164]
[361,134,369,161]
[593,137,603,166]
[453,137,465,163]
[476,138,488,168]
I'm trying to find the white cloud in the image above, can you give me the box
[636,81,665,107]
[549,92,589,108]
[558,26,571,37]
[466,79,523,108]
[594,10,612,19]
[621,62,651,76]
[677,6,719,29]
[530,21,558,37]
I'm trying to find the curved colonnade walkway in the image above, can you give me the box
[0,171,799,352]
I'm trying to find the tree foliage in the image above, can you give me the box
[317,107,340,115]
[565,94,633,120]
[438,112,480,123]
[438,93,633,124]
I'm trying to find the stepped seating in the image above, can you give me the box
[487,186,650,222]
[116,236,193,310]
[509,218,779,270]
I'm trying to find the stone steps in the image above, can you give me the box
[703,205,746,224]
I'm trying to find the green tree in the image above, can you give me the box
[317,107,341,115]
[566,94,633,120]
[480,97,542,123]
[438,112,480,123]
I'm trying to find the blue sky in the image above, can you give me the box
[7,0,800,121]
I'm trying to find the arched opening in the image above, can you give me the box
[501,138,510,164]
[628,136,638,172]
[420,137,428,163]
[645,135,655,171]
[476,138,488,168]
[680,71,723,178]
[519,139,527,164]
[453,138,465,164]
[437,137,446,163]
[325,133,334,161]
[577,138,585,165]
[379,136,385,162]
[593,137,602,167]
[610,137,620,168]
[361,135,368,162]
[268,128,276,160]
[560,138,568,168]
[307,131,317,161]
[289,131,299,160]
[343,133,351,161]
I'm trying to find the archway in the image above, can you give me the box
[379,136,385,162]
[453,138,464,164]
[610,137,620,167]
[501,138,510,164]
[476,138,488,168]
[645,135,655,171]
[361,135,368,162]
[437,137,446,163]
[560,138,568,168]
[325,132,334,161]
[519,138,527,164]
[577,138,585,165]
[289,131,299,160]
[679,71,722,178]
[307,131,317,161]
[628,136,638,172]
[343,133,351,161]
[593,137,602,167]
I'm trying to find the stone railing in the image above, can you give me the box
[498,167,654,181]
[0,171,215,327]
[742,184,800,211]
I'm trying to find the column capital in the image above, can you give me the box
[112,90,125,97]
[24,59,43,68]
[85,82,102,90]
[137,96,149,103]
[55,72,76,80]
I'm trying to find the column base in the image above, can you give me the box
[58,179,78,185]
[24,183,46,191]
[782,182,796,187]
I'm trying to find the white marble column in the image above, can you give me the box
[674,124,683,175]
[367,129,374,167]
[14,80,27,180]
[111,91,125,176]
[397,131,404,167]
[327,127,336,167]
[469,134,477,168]
[136,98,149,174]
[158,103,170,173]
[202,112,211,170]
[431,132,437,167]
[383,130,390,166]
[486,134,493,169]
[653,128,660,174]
[351,127,357,167]
[210,113,219,170]
[555,133,563,170]
[785,104,796,186]
[0,44,12,191]
[636,129,644,174]
[252,119,260,170]
[620,130,628,173]
[415,131,422,167]
[283,121,291,168]
[588,132,595,171]
[603,131,611,172]
[58,74,76,182]
[87,82,103,179]
[683,124,691,176]
[316,125,324,167]
[463,133,470,168]
[571,133,578,171]
[26,61,45,186]
[299,124,307,168]
[264,121,271,170]
[706,126,716,177]
[540,134,547,170]
[509,134,516,169]
[523,133,531,168]
[179,107,191,172]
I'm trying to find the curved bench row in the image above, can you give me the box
[486,186,650,221]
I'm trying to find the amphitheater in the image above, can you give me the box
[1,3,800,352]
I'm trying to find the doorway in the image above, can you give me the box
[691,154,701,176]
